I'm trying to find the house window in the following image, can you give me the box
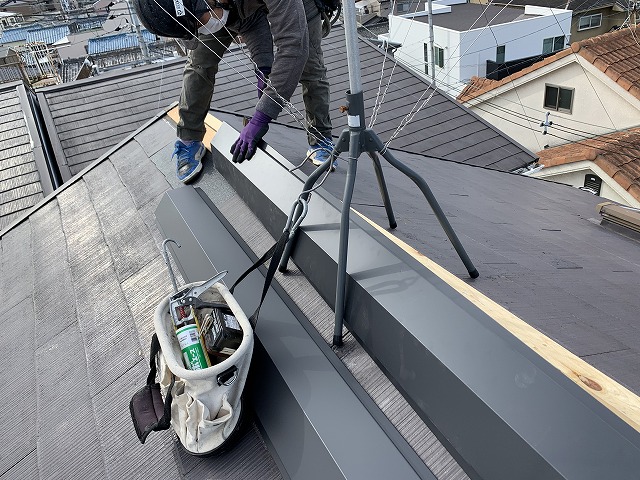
[424,43,429,75]
[542,36,565,54]
[544,84,574,113]
[583,174,602,195]
[397,2,410,13]
[496,45,505,63]
[434,46,444,68]
[578,13,602,31]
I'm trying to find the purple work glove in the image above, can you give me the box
[256,67,271,99]
[230,110,271,163]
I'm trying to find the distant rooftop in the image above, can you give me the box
[396,3,538,30]
[88,30,156,55]
[0,24,71,45]
[26,25,69,45]
[0,25,37,44]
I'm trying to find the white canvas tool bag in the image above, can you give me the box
[152,280,253,455]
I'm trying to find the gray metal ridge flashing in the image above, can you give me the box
[0,103,174,239]
[208,120,640,480]
[155,186,435,480]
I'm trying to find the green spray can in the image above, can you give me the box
[176,323,210,370]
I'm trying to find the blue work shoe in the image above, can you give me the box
[173,140,205,183]
[307,138,338,171]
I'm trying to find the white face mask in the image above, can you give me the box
[198,8,229,35]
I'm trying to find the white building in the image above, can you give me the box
[384,0,572,94]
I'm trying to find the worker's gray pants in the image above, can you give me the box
[177,10,332,147]
[300,12,332,146]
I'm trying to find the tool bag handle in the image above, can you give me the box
[130,333,176,443]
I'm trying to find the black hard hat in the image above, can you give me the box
[132,0,209,39]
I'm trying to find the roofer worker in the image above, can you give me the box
[133,0,335,184]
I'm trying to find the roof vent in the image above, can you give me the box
[598,202,640,235]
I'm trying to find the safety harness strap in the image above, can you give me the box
[229,226,291,328]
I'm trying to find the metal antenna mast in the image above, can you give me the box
[280,0,479,346]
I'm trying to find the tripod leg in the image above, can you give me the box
[334,134,360,346]
[379,148,479,278]
[367,151,397,229]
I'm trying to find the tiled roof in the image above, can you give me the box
[25,25,70,45]
[87,30,156,55]
[576,26,640,100]
[537,127,640,202]
[458,26,640,103]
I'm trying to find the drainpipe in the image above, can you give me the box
[427,0,435,84]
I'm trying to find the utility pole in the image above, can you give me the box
[427,0,435,84]
[125,0,150,63]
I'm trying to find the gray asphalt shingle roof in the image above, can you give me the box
[0,81,50,230]
[37,58,185,179]
[37,25,536,181]
[0,114,282,480]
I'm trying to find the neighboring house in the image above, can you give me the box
[26,24,70,44]
[457,25,640,199]
[384,0,572,94]
[473,0,630,43]
[536,127,640,207]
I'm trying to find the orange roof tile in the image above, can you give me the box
[536,127,640,203]
[457,26,640,103]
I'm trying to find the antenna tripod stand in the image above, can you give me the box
[278,1,478,347]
